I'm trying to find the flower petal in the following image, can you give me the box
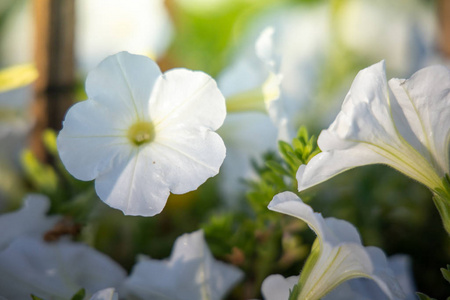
[89,288,118,300]
[85,51,161,122]
[261,274,298,300]
[268,191,362,246]
[0,194,59,251]
[123,230,243,300]
[297,143,391,192]
[0,237,126,300]
[150,69,226,132]
[57,99,131,181]
[297,61,444,192]
[268,192,404,300]
[388,65,450,179]
[94,147,170,216]
[218,112,277,204]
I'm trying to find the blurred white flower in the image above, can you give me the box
[76,0,173,72]
[123,229,243,300]
[0,194,59,250]
[296,61,450,232]
[58,52,226,216]
[337,0,437,75]
[216,27,279,203]
[0,237,126,300]
[260,274,298,300]
[89,288,119,300]
[267,191,405,300]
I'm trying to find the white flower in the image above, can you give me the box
[89,288,118,300]
[122,230,243,300]
[76,0,173,72]
[57,52,226,216]
[296,61,450,231]
[216,27,279,203]
[267,191,405,300]
[0,237,126,300]
[0,194,59,250]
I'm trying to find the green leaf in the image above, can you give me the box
[70,288,86,300]
[30,295,46,300]
[441,264,450,283]
[416,292,437,300]
[266,160,291,177]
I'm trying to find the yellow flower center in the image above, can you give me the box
[127,121,155,146]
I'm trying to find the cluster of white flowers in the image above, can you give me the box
[1,1,448,297]
[0,195,242,299]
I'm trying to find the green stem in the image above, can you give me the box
[432,192,450,237]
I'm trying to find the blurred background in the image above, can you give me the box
[0,0,449,299]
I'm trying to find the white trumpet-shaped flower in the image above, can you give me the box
[0,237,126,300]
[122,230,243,300]
[57,52,226,216]
[268,191,405,300]
[297,61,450,232]
[0,194,59,250]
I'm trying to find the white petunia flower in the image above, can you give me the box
[216,27,279,204]
[89,288,118,300]
[122,229,243,300]
[76,0,173,72]
[57,52,226,216]
[0,237,126,300]
[267,191,405,300]
[0,194,59,250]
[296,61,450,232]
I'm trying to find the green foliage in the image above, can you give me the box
[416,292,437,300]
[30,295,45,300]
[203,126,320,297]
[70,289,86,300]
[288,283,300,300]
[433,174,450,235]
[441,265,450,284]
[21,149,59,195]
[415,265,450,300]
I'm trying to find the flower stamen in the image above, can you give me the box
[128,121,155,146]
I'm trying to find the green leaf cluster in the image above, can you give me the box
[203,126,320,297]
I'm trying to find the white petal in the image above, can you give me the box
[150,131,225,195]
[388,255,416,300]
[123,230,243,300]
[261,274,298,300]
[268,192,362,247]
[297,144,391,191]
[94,147,170,216]
[0,237,126,300]
[89,288,118,300]
[57,99,131,181]
[297,61,444,192]
[85,51,161,122]
[268,192,404,300]
[58,52,162,181]
[218,112,277,204]
[150,69,226,132]
[388,65,450,178]
[0,194,59,250]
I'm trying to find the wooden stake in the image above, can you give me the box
[32,0,75,161]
